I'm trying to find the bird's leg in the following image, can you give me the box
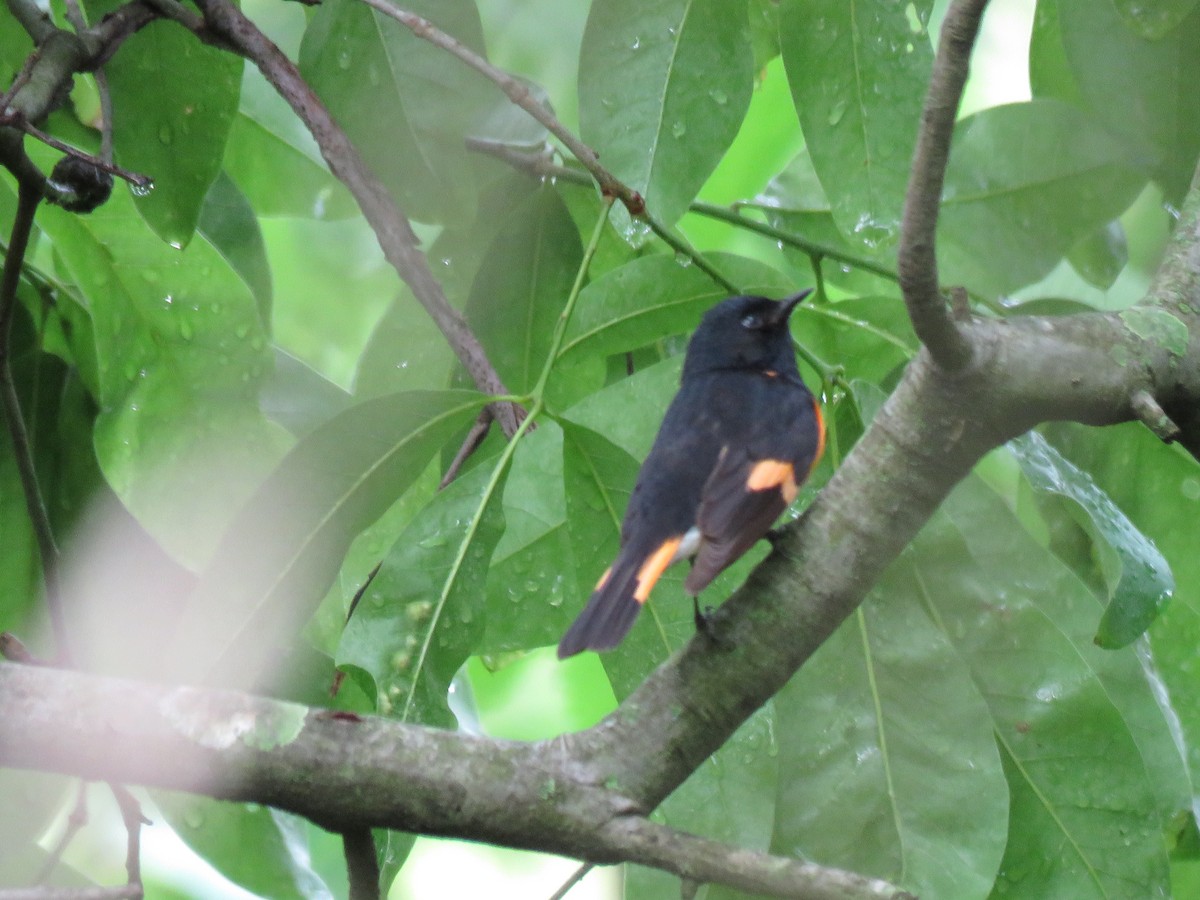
[693,595,734,650]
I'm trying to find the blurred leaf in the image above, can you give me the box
[354,290,456,398]
[1028,0,1084,106]
[1010,433,1173,647]
[156,794,331,900]
[96,16,241,247]
[37,187,284,566]
[1112,0,1200,40]
[747,0,783,69]
[579,0,754,240]
[338,451,507,726]
[775,581,1008,897]
[1067,221,1129,290]
[167,390,486,689]
[556,253,793,366]
[198,171,273,320]
[780,0,933,252]
[261,347,354,437]
[300,0,495,225]
[224,67,357,220]
[1053,0,1200,200]
[463,187,583,393]
[938,100,1146,298]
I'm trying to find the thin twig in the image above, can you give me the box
[0,114,150,188]
[359,0,643,216]
[107,784,148,889]
[896,0,989,371]
[35,781,89,884]
[0,180,70,661]
[547,862,593,900]
[191,0,522,436]
[438,407,494,490]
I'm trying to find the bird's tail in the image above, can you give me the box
[557,537,682,658]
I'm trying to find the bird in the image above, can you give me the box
[557,289,825,658]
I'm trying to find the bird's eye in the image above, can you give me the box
[741,314,762,330]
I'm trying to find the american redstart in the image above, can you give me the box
[558,290,825,658]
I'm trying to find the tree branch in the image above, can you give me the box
[189,0,522,436]
[0,663,910,900]
[897,0,989,371]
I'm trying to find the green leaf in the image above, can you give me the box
[463,187,583,394]
[166,390,486,688]
[37,187,284,565]
[198,171,273,321]
[772,572,1007,898]
[338,450,508,726]
[155,795,331,900]
[578,0,754,239]
[780,0,933,252]
[1043,423,1200,778]
[300,0,495,225]
[1113,0,1200,40]
[938,100,1147,297]
[1068,221,1128,290]
[1028,0,1084,105]
[556,253,793,366]
[261,348,354,438]
[934,479,1173,896]
[1054,0,1200,200]
[484,422,576,651]
[98,18,241,247]
[224,69,357,220]
[793,295,917,385]
[1010,433,1173,647]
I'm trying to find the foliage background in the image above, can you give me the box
[1,0,1199,897]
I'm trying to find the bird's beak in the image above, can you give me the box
[769,288,813,326]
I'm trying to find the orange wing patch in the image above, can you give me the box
[747,459,798,504]
[633,537,683,603]
[593,566,613,591]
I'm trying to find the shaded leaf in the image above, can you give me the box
[463,187,583,394]
[300,0,495,225]
[773,571,1007,898]
[339,450,508,726]
[579,0,754,239]
[1067,221,1129,290]
[198,171,272,320]
[1113,0,1200,41]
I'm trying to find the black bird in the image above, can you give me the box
[558,290,825,658]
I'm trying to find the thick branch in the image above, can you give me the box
[190,0,521,436]
[897,0,989,371]
[0,663,908,900]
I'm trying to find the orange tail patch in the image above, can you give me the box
[747,459,798,504]
[633,537,682,603]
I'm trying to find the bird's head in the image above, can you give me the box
[682,289,811,379]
